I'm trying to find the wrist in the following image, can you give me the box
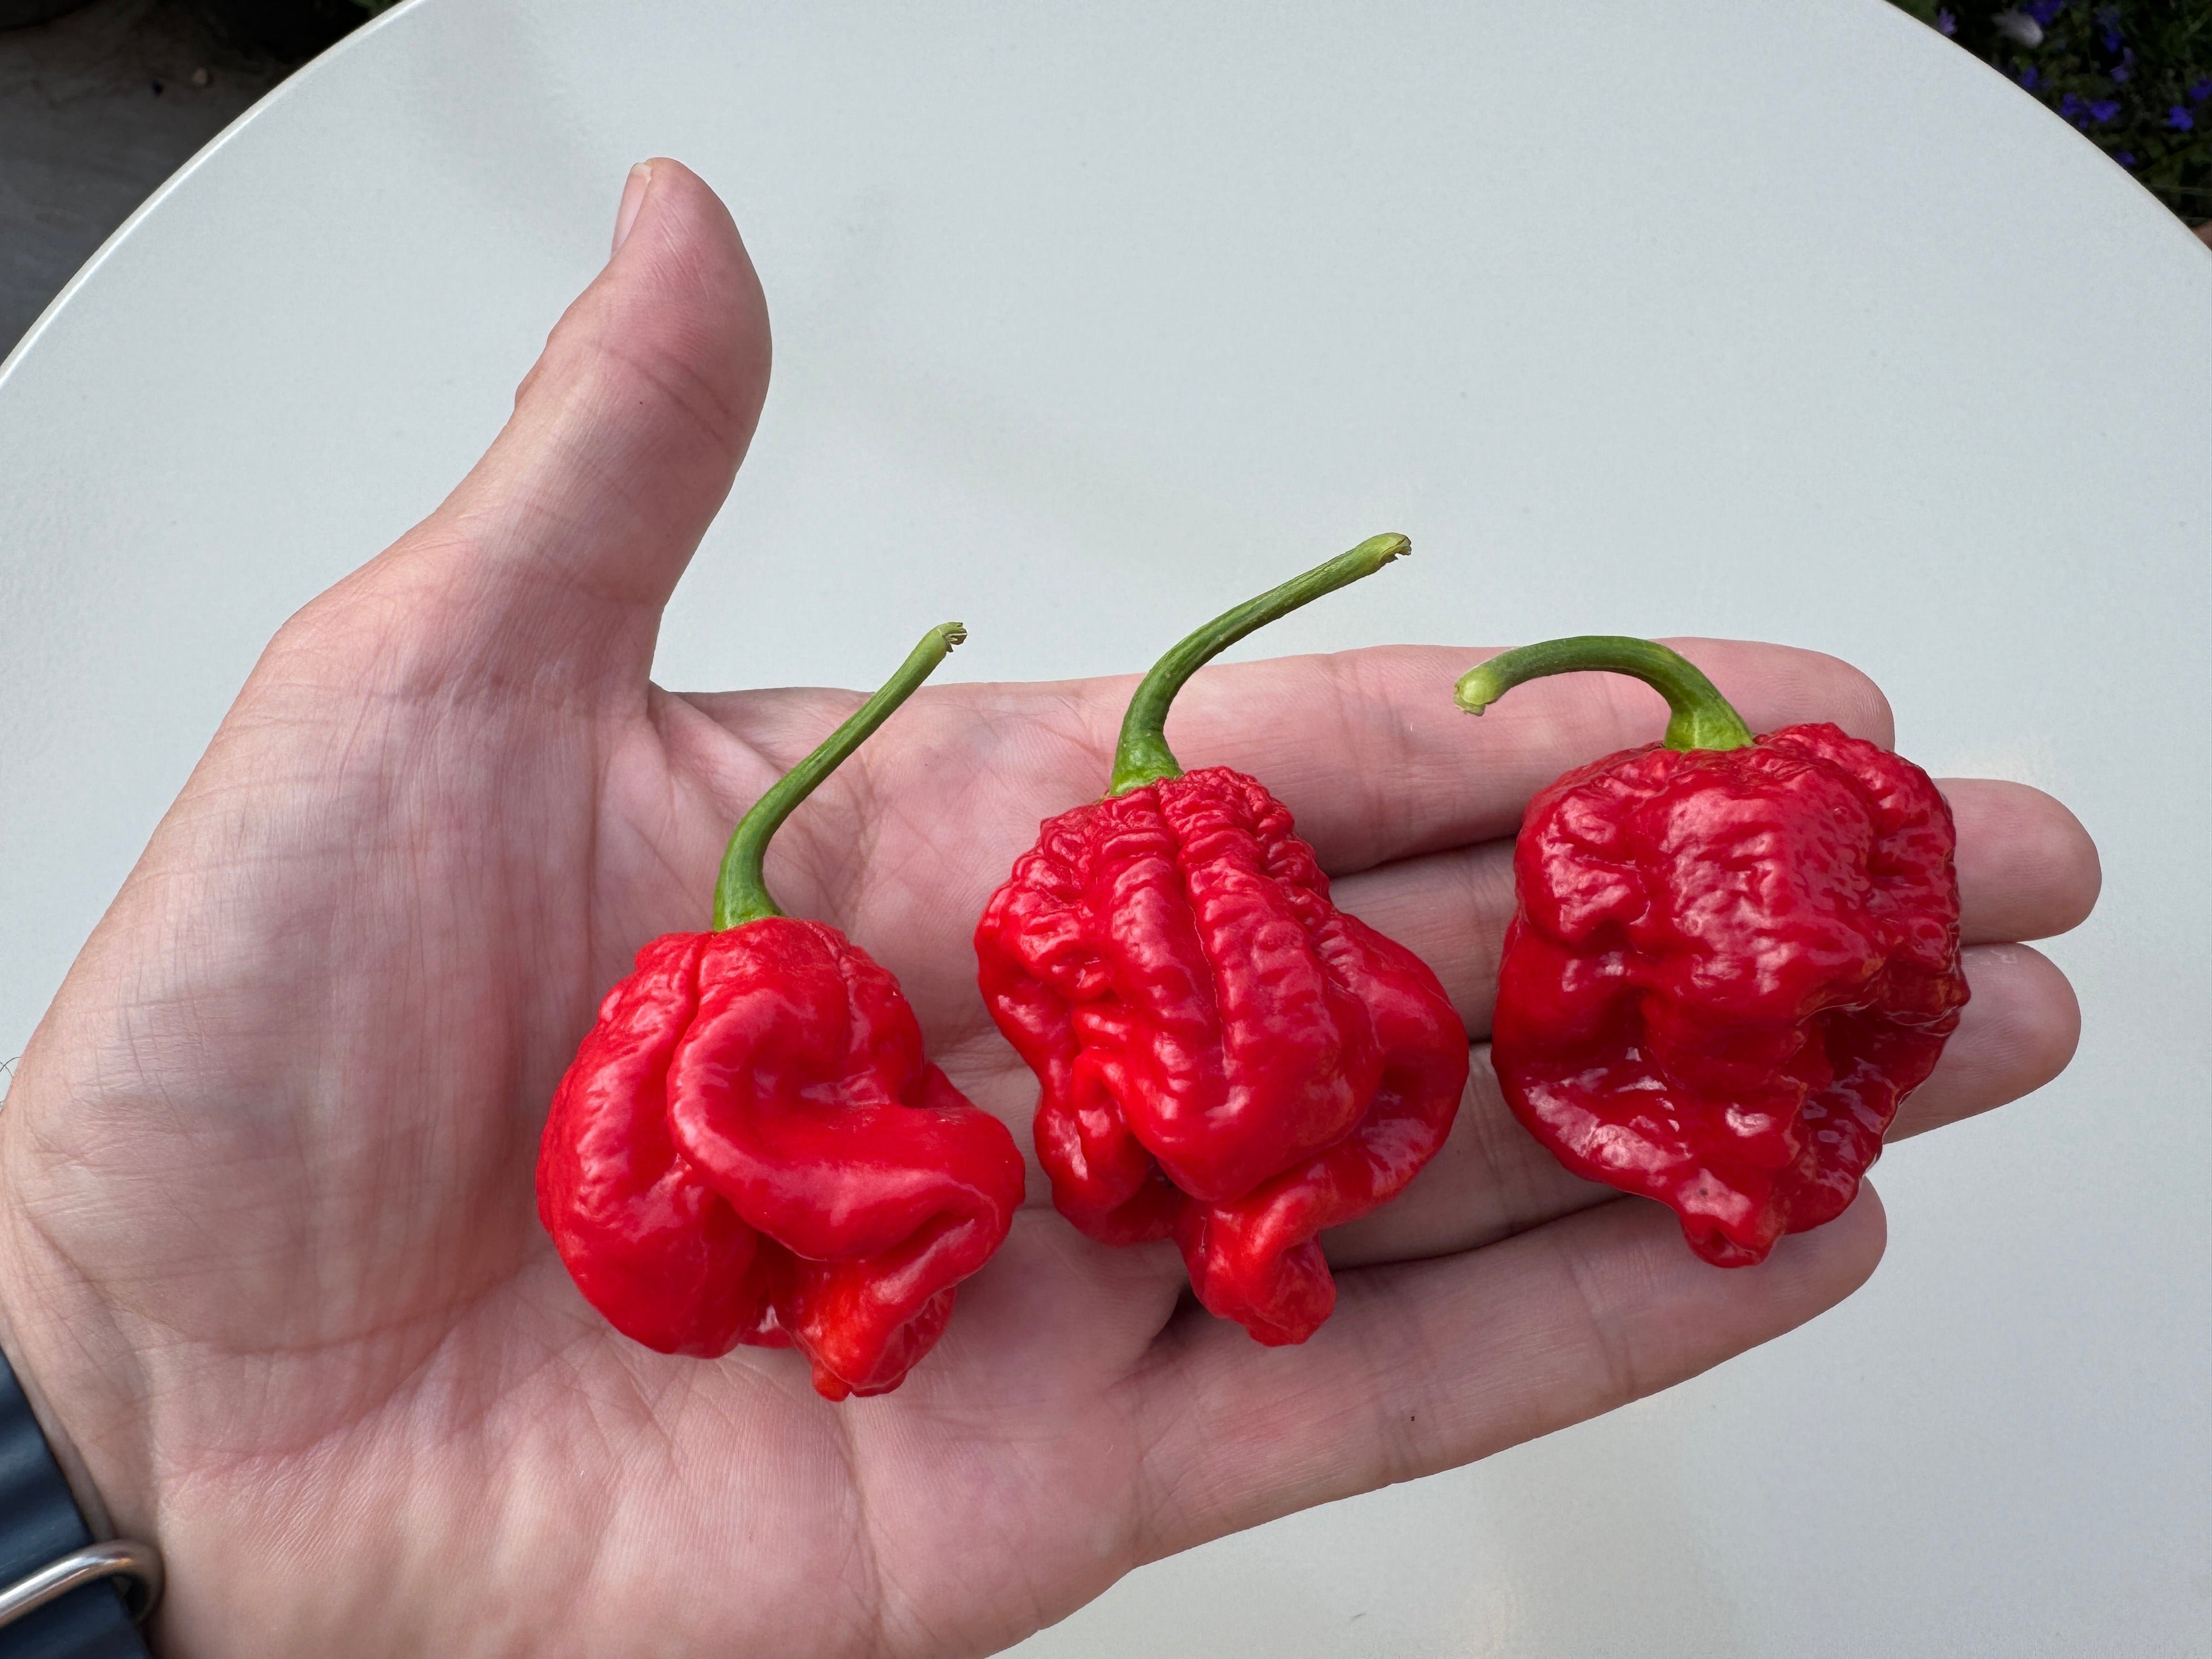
[0,1081,160,1559]
[0,1324,118,1546]
[0,1180,158,1651]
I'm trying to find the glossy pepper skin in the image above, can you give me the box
[978,538,1470,1344]
[1459,638,1968,1268]
[538,625,1026,1399]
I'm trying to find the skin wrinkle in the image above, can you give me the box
[831,805,946,954]
[1350,1266,1457,1496]
[204,1420,440,1649]
[583,325,751,469]
[166,1300,632,1654]
[861,1415,1027,1659]
[1542,1219,1651,1414]
[1312,648,1427,873]
[659,695,787,839]
[653,690,769,835]
[472,445,694,618]
[1131,1260,1448,1552]
[827,1406,892,1659]
[1452,1060,1611,1242]
[2,1195,149,1457]
[1322,1058,1581,1269]
[1019,680,1131,781]
[810,743,900,930]
[282,560,649,713]
[1123,1307,1242,1562]
[1025,687,1117,782]
[157,1302,488,1486]
[571,715,620,1082]
[507,270,755,453]
[1332,835,1516,1022]
[431,487,673,612]
[56,960,531,1407]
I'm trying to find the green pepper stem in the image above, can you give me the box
[1107,533,1411,796]
[711,623,965,930]
[1452,635,1755,752]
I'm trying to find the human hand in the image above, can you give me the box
[0,161,2099,1658]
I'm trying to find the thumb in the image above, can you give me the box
[350,159,772,691]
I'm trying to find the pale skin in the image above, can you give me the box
[0,161,2099,1658]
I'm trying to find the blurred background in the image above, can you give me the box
[3,0,2208,359]
[0,0,384,351]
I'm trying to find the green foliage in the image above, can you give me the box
[1893,1,2212,222]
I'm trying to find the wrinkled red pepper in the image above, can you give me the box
[977,537,1470,1344]
[539,624,1026,1399]
[1457,637,1969,1267]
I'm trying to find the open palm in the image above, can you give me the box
[0,163,2097,1659]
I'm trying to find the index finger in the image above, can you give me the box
[1056,637,1897,874]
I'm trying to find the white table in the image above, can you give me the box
[3,2,2206,1652]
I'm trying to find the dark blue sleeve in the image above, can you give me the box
[0,1352,147,1659]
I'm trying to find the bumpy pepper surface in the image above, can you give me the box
[538,625,1026,1399]
[1457,637,1969,1268]
[977,537,1471,1344]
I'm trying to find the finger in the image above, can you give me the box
[1164,636,1894,872]
[1942,781,2100,942]
[291,160,772,692]
[441,158,770,617]
[684,638,1886,964]
[1330,778,2103,1035]
[921,639,1893,878]
[1128,1186,1884,1558]
[1324,940,2075,1268]
[1318,1053,1603,1268]
[1888,944,2080,1139]
[1331,838,1516,1033]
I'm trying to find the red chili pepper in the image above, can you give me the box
[539,624,1026,1399]
[1456,637,1969,1268]
[977,537,1470,1344]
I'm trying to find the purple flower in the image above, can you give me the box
[2058,92,2107,131]
[2191,79,2212,104]
[2024,0,2064,22]
[2020,66,2040,89]
[2115,151,2137,169]
[2172,106,2197,132]
[1937,7,1956,35]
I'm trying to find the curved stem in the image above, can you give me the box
[1453,635,1755,752]
[1107,533,1411,796]
[712,623,966,930]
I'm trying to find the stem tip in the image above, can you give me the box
[1107,533,1413,796]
